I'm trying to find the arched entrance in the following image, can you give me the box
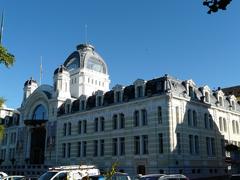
[25,104,48,164]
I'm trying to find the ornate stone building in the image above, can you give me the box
[0,44,240,179]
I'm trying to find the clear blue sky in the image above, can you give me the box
[0,0,240,108]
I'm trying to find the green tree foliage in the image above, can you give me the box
[0,44,15,67]
[104,162,119,180]
[0,43,14,140]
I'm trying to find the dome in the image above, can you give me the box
[54,65,67,75]
[63,44,108,74]
[24,77,37,87]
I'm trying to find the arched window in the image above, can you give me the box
[32,104,48,120]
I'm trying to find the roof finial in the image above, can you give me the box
[85,24,88,45]
[0,10,4,45]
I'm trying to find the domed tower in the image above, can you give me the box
[22,77,38,103]
[53,65,71,99]
[63,44,110,98]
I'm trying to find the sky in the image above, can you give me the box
[0,0,240,109]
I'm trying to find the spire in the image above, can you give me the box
[0,10,4,45]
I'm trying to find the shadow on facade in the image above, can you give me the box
[171,98,227,179]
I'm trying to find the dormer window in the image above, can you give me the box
[115,91,121,103]
[232,100,236,110]
[188,86,194,98]
[113,84,124,103]
[219,96,223,106]
[66,104,71,113]
[137,86,143,98]
[216,90,224,107]
[79,95,87,111]
[96,96,102,107]
[80,100,85,110]
[205,91,210,103]
[95,90,104,107]
[134,79,146,98]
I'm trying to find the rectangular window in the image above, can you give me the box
[94,140,98,157]
[120,114,125,129]
[176,106,180,123]
[113,115,118,130]
[195,135,199,155]
[112,138,118,156]
[211,138,216,156]
[78,121,82,134]
[221,139,225,157]
[100,139,104,156]
[158,106,163,124]
[177,133,181,154]
[204,113,208,129]
[134,111,139,127]
[77,142,81,157]
[188,110,192,126]
[62,143,66,158]
[142,109,148,126]
[209,115,213,129]
[223,118,227,132]
[134,136,140,155]
[83,141,87,157]
[159,133,163,154]
[68,123,71,135]
[83,120,87,133]
[100,117,105,131]
[219,117,223,131]
[189,135,193,154]
[63,123,67,136]
[142,135,148,154]
[94,118,98,132]
[120,137,125,156]
[206,137,210,156]
[193,111,197,127]
[67,143,71,158]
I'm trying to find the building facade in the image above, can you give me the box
[0,44,240,179]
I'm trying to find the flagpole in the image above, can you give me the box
[0,10,4,45]
[40,56,43,85]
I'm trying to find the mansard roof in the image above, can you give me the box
[57,75,240,116]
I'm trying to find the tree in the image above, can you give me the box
[203,0,232,14]
[104,162,119,180]
[0,43,14,141]
[0,44,15,67]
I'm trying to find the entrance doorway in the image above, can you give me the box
[30,127,46,164]
[137,165,146,175]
